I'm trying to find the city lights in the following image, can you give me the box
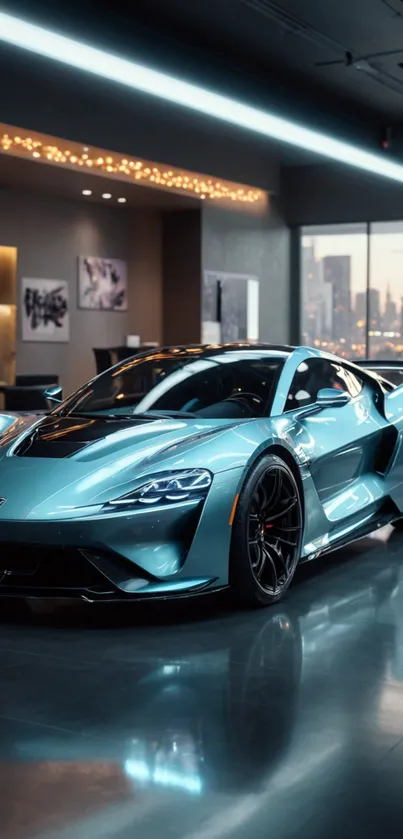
[3,11,403,182]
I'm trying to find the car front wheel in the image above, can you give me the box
[230,454,303,608]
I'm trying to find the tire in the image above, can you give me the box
[230,454,303,608]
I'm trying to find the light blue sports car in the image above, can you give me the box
[0,343,401,607]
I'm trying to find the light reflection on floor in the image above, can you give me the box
[2,528,403,838]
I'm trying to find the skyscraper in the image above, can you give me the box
[369,288,381,329]
[302,243,331,343]
[384,284,397,331]
[355,292,366,323]
[302,244,317,302]
[323,255,351,341]
[355,288,380,327]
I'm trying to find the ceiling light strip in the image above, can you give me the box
[0,12,401,182]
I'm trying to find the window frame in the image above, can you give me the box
[298,222,369,358]
[298,221,403,362]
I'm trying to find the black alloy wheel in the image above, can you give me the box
[230,454,303,607]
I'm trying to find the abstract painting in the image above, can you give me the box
[78,256,128,311]
[22,278,69,342]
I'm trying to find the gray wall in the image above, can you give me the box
[202,201,290,344]
[0,190,162,395]
[162,210,202,345]
[129,211,162,345]
[282,164,403,226]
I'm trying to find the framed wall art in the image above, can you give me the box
[22,278,69,342]
[78,256,128,311]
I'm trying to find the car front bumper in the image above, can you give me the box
[0,468,243,600]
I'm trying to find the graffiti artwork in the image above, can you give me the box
[22,278,69,342]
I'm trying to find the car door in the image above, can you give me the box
[382,381,403,512]
[272,351,391,523]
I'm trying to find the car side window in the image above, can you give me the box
[284,358,360,413]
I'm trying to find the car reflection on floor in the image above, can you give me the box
[1,527,403,839]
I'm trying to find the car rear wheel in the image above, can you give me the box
[230,454,303,608]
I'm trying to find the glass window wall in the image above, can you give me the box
[300,224,368,359]
[301,222,403,359]
[368,222,403,359]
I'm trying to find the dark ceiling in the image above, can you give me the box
[4,0,403,153]
[0,153,199,209]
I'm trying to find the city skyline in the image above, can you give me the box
[305,228,403,308]
[302,229,403,359]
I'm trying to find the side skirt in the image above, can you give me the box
[300,511,397,564]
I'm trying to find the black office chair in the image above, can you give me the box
[115,346,157,362]
[93,348,113,375]
[3,386,50,412]
[15,374,59,387]
[115,346,138,362]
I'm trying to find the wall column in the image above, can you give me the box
[202,200,291,346]
[162,209,202,345]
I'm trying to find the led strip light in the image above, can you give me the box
[0,126,263,204]
[1,11,403,183]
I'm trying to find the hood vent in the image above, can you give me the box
[12,413,171,459]
[14,432,91,458]
[12,415,111,458]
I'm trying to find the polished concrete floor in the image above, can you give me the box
[2,527,403,837]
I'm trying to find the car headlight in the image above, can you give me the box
[106,469,212,507]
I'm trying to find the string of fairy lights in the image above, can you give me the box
[0,131,265,206]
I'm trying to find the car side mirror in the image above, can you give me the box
[44,385,63,404]
[317,388,351,408]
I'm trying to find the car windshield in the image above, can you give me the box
[57,349,285,420]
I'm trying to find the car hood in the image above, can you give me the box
[0,412,251,520]
[0,413,203,459]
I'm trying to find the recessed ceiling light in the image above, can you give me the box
[3,12,403,184]
[117,197,126,203]
[82,189,92,196]
[102,193,112,199]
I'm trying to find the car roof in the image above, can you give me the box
[130,343,296,360]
